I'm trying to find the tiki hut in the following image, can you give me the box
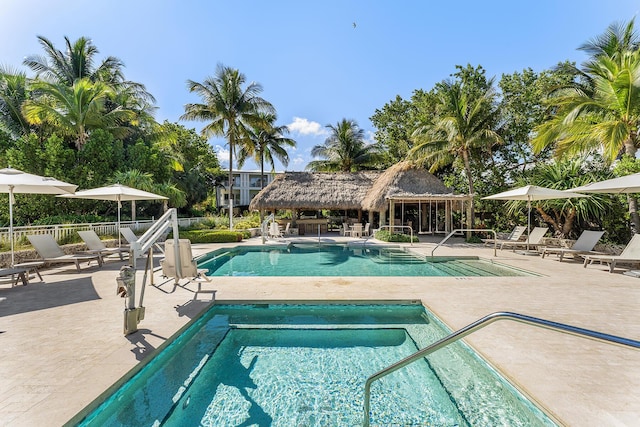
[360,161,471,233]
[249,162,471,234]
[249,171,381,211]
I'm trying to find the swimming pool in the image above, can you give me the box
[196,244,536,277]
[71,303,556,426]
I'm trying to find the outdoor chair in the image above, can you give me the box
[363,223,370,237]
[540,230,605,262]
[27,234,102,272]
[342,223,352,237]
[583,234,640,273]
[268,222,283,238]
[482,225,527,247]
[77,230,128,262]
[120,227,164,254]
[499,227,549,251]
[161,239,214,299]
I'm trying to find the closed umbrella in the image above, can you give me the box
[483,185,588,250]
[59,184,167,247]
[0,167,77,266]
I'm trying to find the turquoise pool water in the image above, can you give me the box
[72,304,556,426]
[197,244,535,277]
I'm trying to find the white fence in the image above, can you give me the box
[0,217,207,243]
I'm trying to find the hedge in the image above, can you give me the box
[173,230,244,243]
[374,229,419,243]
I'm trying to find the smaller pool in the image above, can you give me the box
[196,244,536,277]
[70,304,555,426]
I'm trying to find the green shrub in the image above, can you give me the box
[465,235,483,244]
[374,230,419,243]
[178,229,243,243]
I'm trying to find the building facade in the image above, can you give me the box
[219,170,282,209]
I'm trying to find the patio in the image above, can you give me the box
[0,235,638,426]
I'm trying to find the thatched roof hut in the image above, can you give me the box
[249,162,469,212]
[248,171,382,211]
[361,161,468,211]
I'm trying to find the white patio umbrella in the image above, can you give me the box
[483,185,588,250]
[58,184,167,247]
[0,167,78,266]
[567,172,640,194]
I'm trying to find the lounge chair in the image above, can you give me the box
[540,230,605,262]
[0,267,29,286]
[77,230,128,262]
[482,225,526,247]
[161,239,214,298]
[120,227,164,254]
[499,227,549,251]
[27,234,102,272]
[583,234,640,273]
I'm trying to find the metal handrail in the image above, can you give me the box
[431,228,497,257]
[379,225,414,246]
[362,311,640,426]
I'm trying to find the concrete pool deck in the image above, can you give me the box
[0,235,638,426]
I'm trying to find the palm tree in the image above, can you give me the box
[0,67,31,137]
[307,119,379,172]
[113,169,155,221]
[408,79,502,224]
[22,78,135,150]
[155,181,187,212]
[532,18,640,230]
[237,113,296,188]
[181,64,274,223]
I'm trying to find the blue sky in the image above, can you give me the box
[1,1,639,172]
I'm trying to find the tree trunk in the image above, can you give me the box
[462,150,475,227]
[228,137,234,229]
[624,137,640,233]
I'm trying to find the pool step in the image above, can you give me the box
[371,249,425,264]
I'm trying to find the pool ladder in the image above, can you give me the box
[362,311,640,426]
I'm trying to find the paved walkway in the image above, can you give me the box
[0,235,638,426]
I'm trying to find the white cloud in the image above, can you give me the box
[291,155,306,167]
[364,130,376,145]
[214,145,230,167]
[287,117,327,136]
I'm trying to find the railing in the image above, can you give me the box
[431,228,497,257]
[0,217,207,243]
[363,311,640,427]
[378,225,414,246]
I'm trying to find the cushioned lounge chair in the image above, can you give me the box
[27,234,102,272]
[482,225,526,247]
[583,233,640,273]
[500,227,549,251]
[77,230,128,262]
[540,230,605,262]
[120,227,164,254]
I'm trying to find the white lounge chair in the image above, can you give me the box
[540,230,605,262]
[482,225,527,246]
[120,227,164,254]
[77,230,128,262]
[27,234,102,272]
[583,234,640,273]
[161,239,214,298]
[500,227,549,251]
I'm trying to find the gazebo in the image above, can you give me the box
[249,162,471,234]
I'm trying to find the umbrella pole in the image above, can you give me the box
[117,197,121,248]
[526,198,531,251]
[9,187,14,267]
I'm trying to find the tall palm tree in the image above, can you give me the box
[237,113,296,188]
[155,181,187,212]
[181,64,274,222]
[22,78,135,150]
[408,79,502,224]
[532,18,640,230]
[306,119,379,172]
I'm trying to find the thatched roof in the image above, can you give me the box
[361,161,464,211]
[249,171,382,210]
[249,162,468,211]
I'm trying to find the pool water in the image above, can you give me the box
[197,244,535,277]
[72,304,556,426]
